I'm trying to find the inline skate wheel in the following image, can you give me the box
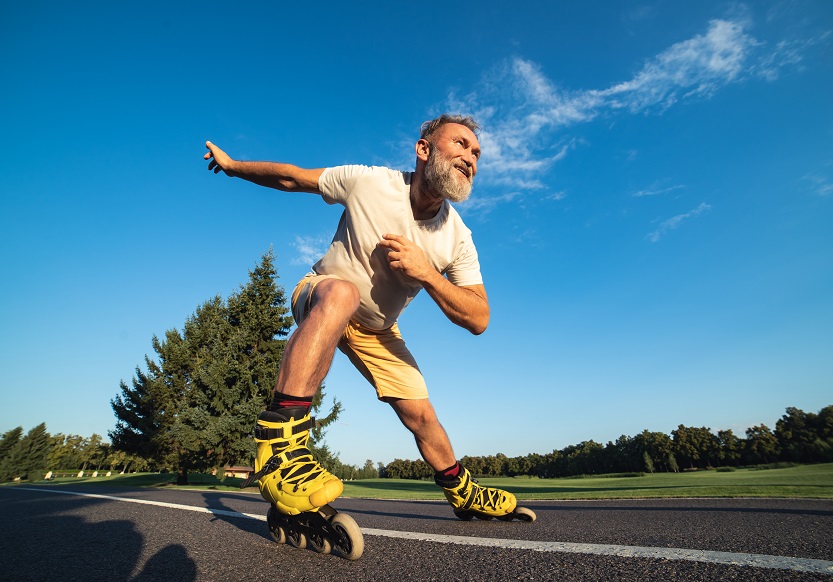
[285,523,307,549]
[330,513,364,561]
[266,506,287,543]
[514,507,536,522]
[308,530,332,555]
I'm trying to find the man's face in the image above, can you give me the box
[422,123,481,203]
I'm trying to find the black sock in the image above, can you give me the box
[435,461,462,480]
[261,392,313,421]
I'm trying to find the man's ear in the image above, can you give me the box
[415,138,431,163]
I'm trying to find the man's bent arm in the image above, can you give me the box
[205,141,324,194]
[378,233,490,334]
[421,275,490,335]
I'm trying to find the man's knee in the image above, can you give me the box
[312,279,360,316]
[388,398,439,433]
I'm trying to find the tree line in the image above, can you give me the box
[4,403,828,484]
[0,421,381,483]
[381,404,833,480]
[0,424,153,482]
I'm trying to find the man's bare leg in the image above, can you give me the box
[386,398,457,471]
[387,397,531,521]
[253,278,359,514]
[274,279,360,398]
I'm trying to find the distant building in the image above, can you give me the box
[214,466,254,479]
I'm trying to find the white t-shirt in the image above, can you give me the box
[314,165,483,330]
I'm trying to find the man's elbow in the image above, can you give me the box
[468,312,490,335]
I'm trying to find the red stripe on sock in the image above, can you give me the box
[278,400,312,408]
[443,462,461,478]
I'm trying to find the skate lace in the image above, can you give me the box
[278,449,330,492]
[469,479,505,510]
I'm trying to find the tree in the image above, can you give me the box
[0,423,51,482]
[111,250,307,484]
[667,452,679,473]
[643,451,655,473]
[716,429,742,466]
[776,407,817,463]
[636,430,674,472]
[46,434,87,470]
[0,427,23,464]
[744,424,779,464]
[672,425,700,469]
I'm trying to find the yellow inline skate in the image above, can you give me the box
[435,465,536,522]
[244,410,364,560]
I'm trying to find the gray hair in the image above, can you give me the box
[419,114,480,140]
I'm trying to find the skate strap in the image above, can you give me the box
[458,471,477,510]
[240,448,314,489]
[254,417,316,441]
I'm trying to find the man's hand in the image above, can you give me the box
[204,141,236,176]
[377,234,434,282]
[379,233,489,334]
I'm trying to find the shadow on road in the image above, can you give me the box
[199,491,270,539]
[1,488,197,582]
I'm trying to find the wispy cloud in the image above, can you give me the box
[291,234,331,266]
[633,184,686,198]
[459,191,524,216]
[595,19,754,111]
[447,17,814,203]
[754,31,831,81]
[803,173,833,197]
[647,203,712,243]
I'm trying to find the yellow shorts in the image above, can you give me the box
[291,273,429,401]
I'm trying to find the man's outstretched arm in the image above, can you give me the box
[204,141,325,194]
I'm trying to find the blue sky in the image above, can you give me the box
[2,1,831,467]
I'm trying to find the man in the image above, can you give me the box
[204,114,530,521]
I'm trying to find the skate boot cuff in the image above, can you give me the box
[254,415,316,441]
[434,467,466,489]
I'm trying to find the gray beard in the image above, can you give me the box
[424,150,472,203]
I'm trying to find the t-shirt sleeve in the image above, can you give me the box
[318,165,374,205]
[445,233,484,287]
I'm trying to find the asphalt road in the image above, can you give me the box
[2,486,831,581]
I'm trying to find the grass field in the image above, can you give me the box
[10,463,832,500]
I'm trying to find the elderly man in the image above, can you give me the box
[205,115,534,527]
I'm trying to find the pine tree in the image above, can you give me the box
[110,250,341,484]
[0,423,51,481]
[0,427,23,463]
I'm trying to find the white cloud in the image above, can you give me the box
[803,173,833,197]
[633,184,686,198]
[754,31,830,81]
[647,203,712,243]
[459,191,524,216]
[446,16,812,210]
[596,19,754,110]
[291,234,331,266]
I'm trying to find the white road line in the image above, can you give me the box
[14,487,833,575]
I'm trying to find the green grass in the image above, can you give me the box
[11,463,833,500]
[341,464,833,500]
